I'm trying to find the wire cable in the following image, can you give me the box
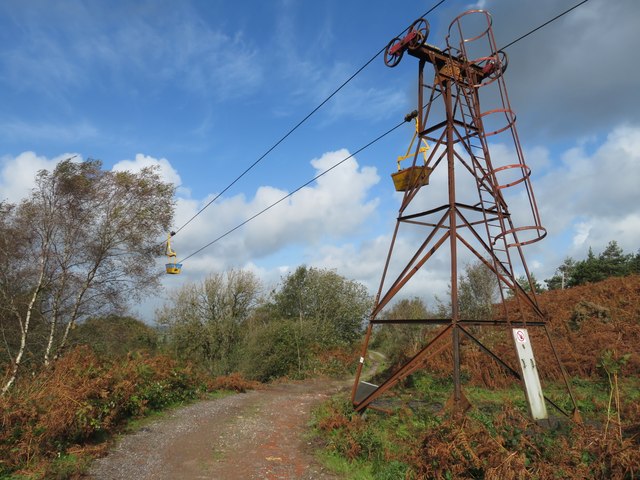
[171,0,448,237]
[174,0,590,264]
[499,0,591,51]
[179,119,408,263]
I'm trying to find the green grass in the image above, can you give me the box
[47,453,93,480]
[316,451,374,480]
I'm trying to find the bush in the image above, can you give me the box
[0,346,209,477]
[69,315,159,357]
[240,318,313,381]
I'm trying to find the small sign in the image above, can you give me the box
[512,328,548,420]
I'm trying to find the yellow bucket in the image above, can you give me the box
[391,165,432,192]
[165,263,182,274]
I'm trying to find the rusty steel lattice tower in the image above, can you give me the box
[351,10,578,419]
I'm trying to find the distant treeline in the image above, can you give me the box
[545,240,640,289]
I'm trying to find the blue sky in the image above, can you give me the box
[1,0,639,321]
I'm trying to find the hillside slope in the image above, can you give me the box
[409,275,640,386]
[529,274,640,378]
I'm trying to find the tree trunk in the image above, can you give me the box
[2,264,46,395]
[53,265,98,360]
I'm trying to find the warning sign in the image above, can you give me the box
[511,328,548,420]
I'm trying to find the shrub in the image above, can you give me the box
[0,346,208,477]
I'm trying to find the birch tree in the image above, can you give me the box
[0,159,175,393]
[156,269,262,374]
[0,201,53,394]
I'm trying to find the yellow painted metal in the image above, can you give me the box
[391,165,433,191]
[165,264,182,274]
[165,232,182,274]
[392,116,431,191]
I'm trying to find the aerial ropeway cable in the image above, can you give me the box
[167,0,450,241]
[163,0,591,274]
[176,117,412,266]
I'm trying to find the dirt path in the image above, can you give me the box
[88,379,347,479]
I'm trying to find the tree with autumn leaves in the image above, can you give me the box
[0,159,175,394]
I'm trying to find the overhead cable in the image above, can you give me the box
[171,0,448,237]
[500,0,590,51]
[174,0,592,262]
[179,119,408,263]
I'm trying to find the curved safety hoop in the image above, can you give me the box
[482,163,531,190]
[446,9,493,47]
[479,107,516,137]
[494,225,547,248]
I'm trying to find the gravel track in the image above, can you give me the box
[87,379,346,480]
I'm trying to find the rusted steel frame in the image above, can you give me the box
[421,43,485,75]
[402,332,452,380]
[457,325,571,418]
[399,204,449,221]
[371,227,450,319]
[496,183,545,304]
[453,202,501,219]
[454,207,543,319]
[447,9,492,49]
[461,319,544,327]
[419,82,441,138]
[422,119,476,145]
[494,225,547,248]
[373,219,402,310]
[400,219,441,228]
[543,323,579,413]
[483,163,532,191]
[453,88,511,214]
[460,214,503,230]
[452,90,518,286]
[372,318,545,327]
[451,122,502,203]
[451,146,499,203]
[454,226,522,311]
[455,210,543,318]
[454,207,513,278]
[499,212,545,307]
[454,85,523,318]
[354,324,452,412]
[351,322,374,403]
[458,325,521,379]
[441,78,464,405]
[402,130,448,208]
[422,143,449,176]
[450,100,482,141]
[421,119,448,137]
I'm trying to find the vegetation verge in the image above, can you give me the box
[0,346,257,479]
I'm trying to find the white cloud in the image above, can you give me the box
[112,153,183,190]
[572,221,592,248]
[0,151,80,203]
[538,124,640,250]
[168,149,380,269]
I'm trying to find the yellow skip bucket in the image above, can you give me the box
[391,165,432,192]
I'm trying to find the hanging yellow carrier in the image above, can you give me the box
[391,112,432,192]
[165,232,182,274]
